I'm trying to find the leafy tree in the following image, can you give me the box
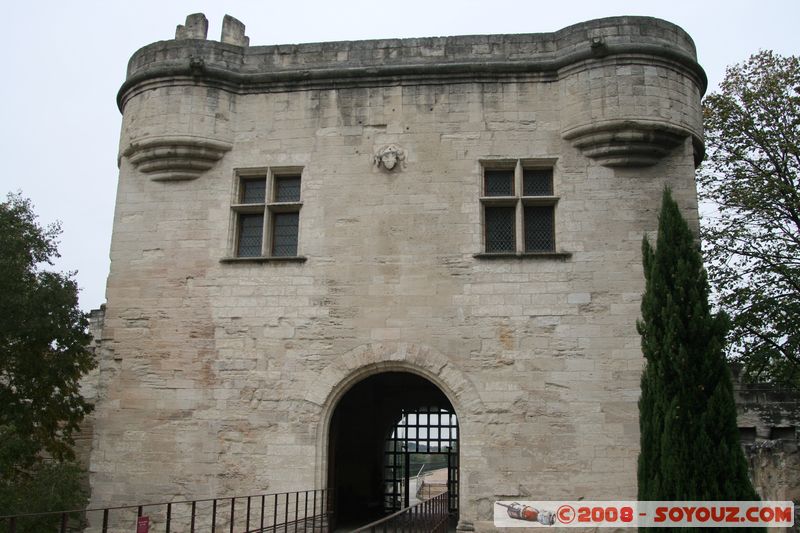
[0,193,94,525]
[0,462,87,532]
[637,189,758,511]
[698,51,800,388]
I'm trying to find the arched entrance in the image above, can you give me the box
[327,371,459,529]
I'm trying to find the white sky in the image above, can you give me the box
[0,1,798,311]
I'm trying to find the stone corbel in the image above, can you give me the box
[122,135,232,181]
[562,120,701,168]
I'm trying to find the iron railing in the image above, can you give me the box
[350,492,449,533]
[0,488,331,533]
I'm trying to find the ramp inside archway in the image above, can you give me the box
[327,372,459,529]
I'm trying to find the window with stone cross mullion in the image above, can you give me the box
[232,168,302,258]
[481,159,557,254]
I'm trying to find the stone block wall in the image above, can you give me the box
[733,368,800,529]
[89,14,707,531]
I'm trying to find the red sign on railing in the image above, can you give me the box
[136,516,149,533]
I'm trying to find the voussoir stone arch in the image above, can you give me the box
[306,342,484,419]
[308,342,485,489]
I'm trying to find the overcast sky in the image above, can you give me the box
[1,1,798,311]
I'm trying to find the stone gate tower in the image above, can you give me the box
[90,14,705,531]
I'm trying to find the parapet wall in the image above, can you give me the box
[733,368,800,512]
[118,14,706,176]
[121,15,704,94]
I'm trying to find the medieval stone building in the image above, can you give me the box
[88,13,710,530]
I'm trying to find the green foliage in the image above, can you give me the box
[0,461,87,533]
[637,190,758,518]
[0,193,94,520]
[698,51,800,388]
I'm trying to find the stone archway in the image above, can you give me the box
[326,371,459,530]
[304,343,484,530]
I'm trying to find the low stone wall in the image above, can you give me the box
[733,369,799,530]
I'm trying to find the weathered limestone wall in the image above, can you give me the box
[74,307,106,496]
[734,371,800,527]
[90,14,706,531]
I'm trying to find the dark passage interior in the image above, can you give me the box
[328,372,459,529]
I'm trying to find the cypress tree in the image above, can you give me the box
[636,189,758,513]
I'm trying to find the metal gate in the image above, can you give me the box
[383,406,458,515]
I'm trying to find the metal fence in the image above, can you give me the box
[0,488,331,533]
[350,492,449,533]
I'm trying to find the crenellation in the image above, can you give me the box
[220,14,248,47]
[175,13,208,41]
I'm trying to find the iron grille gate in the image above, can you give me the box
[383,406,458,515]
